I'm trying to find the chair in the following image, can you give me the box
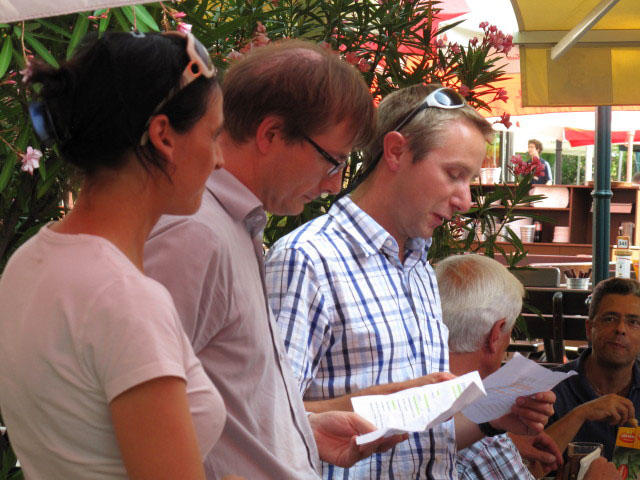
[520,288,591,363]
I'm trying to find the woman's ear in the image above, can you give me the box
[147,114,175,164]
[381,131,408,172]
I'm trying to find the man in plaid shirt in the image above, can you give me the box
[265,84,557,479]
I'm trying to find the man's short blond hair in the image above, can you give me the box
[365,84,494,169]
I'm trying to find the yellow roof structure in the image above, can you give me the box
[511,0,640,106]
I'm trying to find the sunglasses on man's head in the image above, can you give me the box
[140,31,217,146]
[337,87,467,199]
[389,87,466,134]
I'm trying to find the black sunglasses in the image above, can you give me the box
[303,134,347,177]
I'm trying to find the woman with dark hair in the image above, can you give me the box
[0,31,227,479]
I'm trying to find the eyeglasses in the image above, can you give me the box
[338,87,466,198]
[595,314,640,330]
[303,134,347,177]
[140,31,217,146]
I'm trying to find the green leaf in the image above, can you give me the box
[35,19,72,39]
[67,14,90,60]
[0,152,16,195]
[22,31,59,68]
[98,11,112,36]
[122,6,149,33]
[0,37,13,80]
[133,5,160,32]
[36,157,63,199]
[112,9,131,32]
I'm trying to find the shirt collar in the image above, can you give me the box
[206,169,266,238]
[576,347,640,393]
[328,196,430,262]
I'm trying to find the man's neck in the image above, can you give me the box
[350,181,410,263]
[585,352,634,397]
[449,352,490,379]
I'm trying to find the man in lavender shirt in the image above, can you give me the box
[143,40,405,479]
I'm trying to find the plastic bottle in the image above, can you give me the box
[615,249,633,278]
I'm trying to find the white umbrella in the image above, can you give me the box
[0,0,157,23]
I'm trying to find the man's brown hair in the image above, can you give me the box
[222,40,375,148]
[365,84,494,169]
[528,139,543,154]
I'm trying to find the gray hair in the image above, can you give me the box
[435,254,524,353]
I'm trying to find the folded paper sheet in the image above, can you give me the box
[461,353,577,423]
[352,353,576,445]
[352,371,486,445]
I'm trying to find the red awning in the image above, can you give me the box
[564,128,638,147]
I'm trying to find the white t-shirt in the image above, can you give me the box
[0,226,225,480]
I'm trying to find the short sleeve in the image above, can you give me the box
[144,218,230,353]
[80,276,188,402]
[265,245,332,395]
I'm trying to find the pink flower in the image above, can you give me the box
[469,37,479,47]
[344,51,359,65]
[21,146,42,175]
[435,38,445,48]
[253,33,270,47]
[495,88,508,102]
[497,112,512,129]
[171,11,186,19]
[357,58,371,72]
[19,57,35,84]
[255,21,267,34]
[450,43,461,54]
[489,25,497,33]
[459,84,470,96]
[177,23,192,34]
[227,50,244,61]
[479,21,489,29]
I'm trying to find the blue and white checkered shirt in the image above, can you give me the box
[456,435,534,480]
[265,196,456,479]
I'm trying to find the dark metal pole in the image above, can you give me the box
[592,106,612,285]
[555,140,563,184]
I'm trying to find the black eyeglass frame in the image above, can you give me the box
[302,134,347,177]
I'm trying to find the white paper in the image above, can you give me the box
[576,447,602,480]
[461,353,577,423]
[351,371,486,445]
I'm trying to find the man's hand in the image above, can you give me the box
[575,394,635,426]
[491,391,556,435]
[583,457,622,480]
[308,411,408,467]
[510,432,563,478]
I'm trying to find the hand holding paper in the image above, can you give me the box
[351,372,486,445]
[351,354,575,445]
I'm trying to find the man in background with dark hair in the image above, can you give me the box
[266,84,557,479]
[528,138,553,185]
[144,39,404,480]
[547,277,640,460]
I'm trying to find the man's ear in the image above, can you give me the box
[147,114,175,165]
[255,115,285,154]
[586,319,593,342]
[381,131,408,172]
[485,318,507,354]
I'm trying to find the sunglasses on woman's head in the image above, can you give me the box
[140,31,217,146]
